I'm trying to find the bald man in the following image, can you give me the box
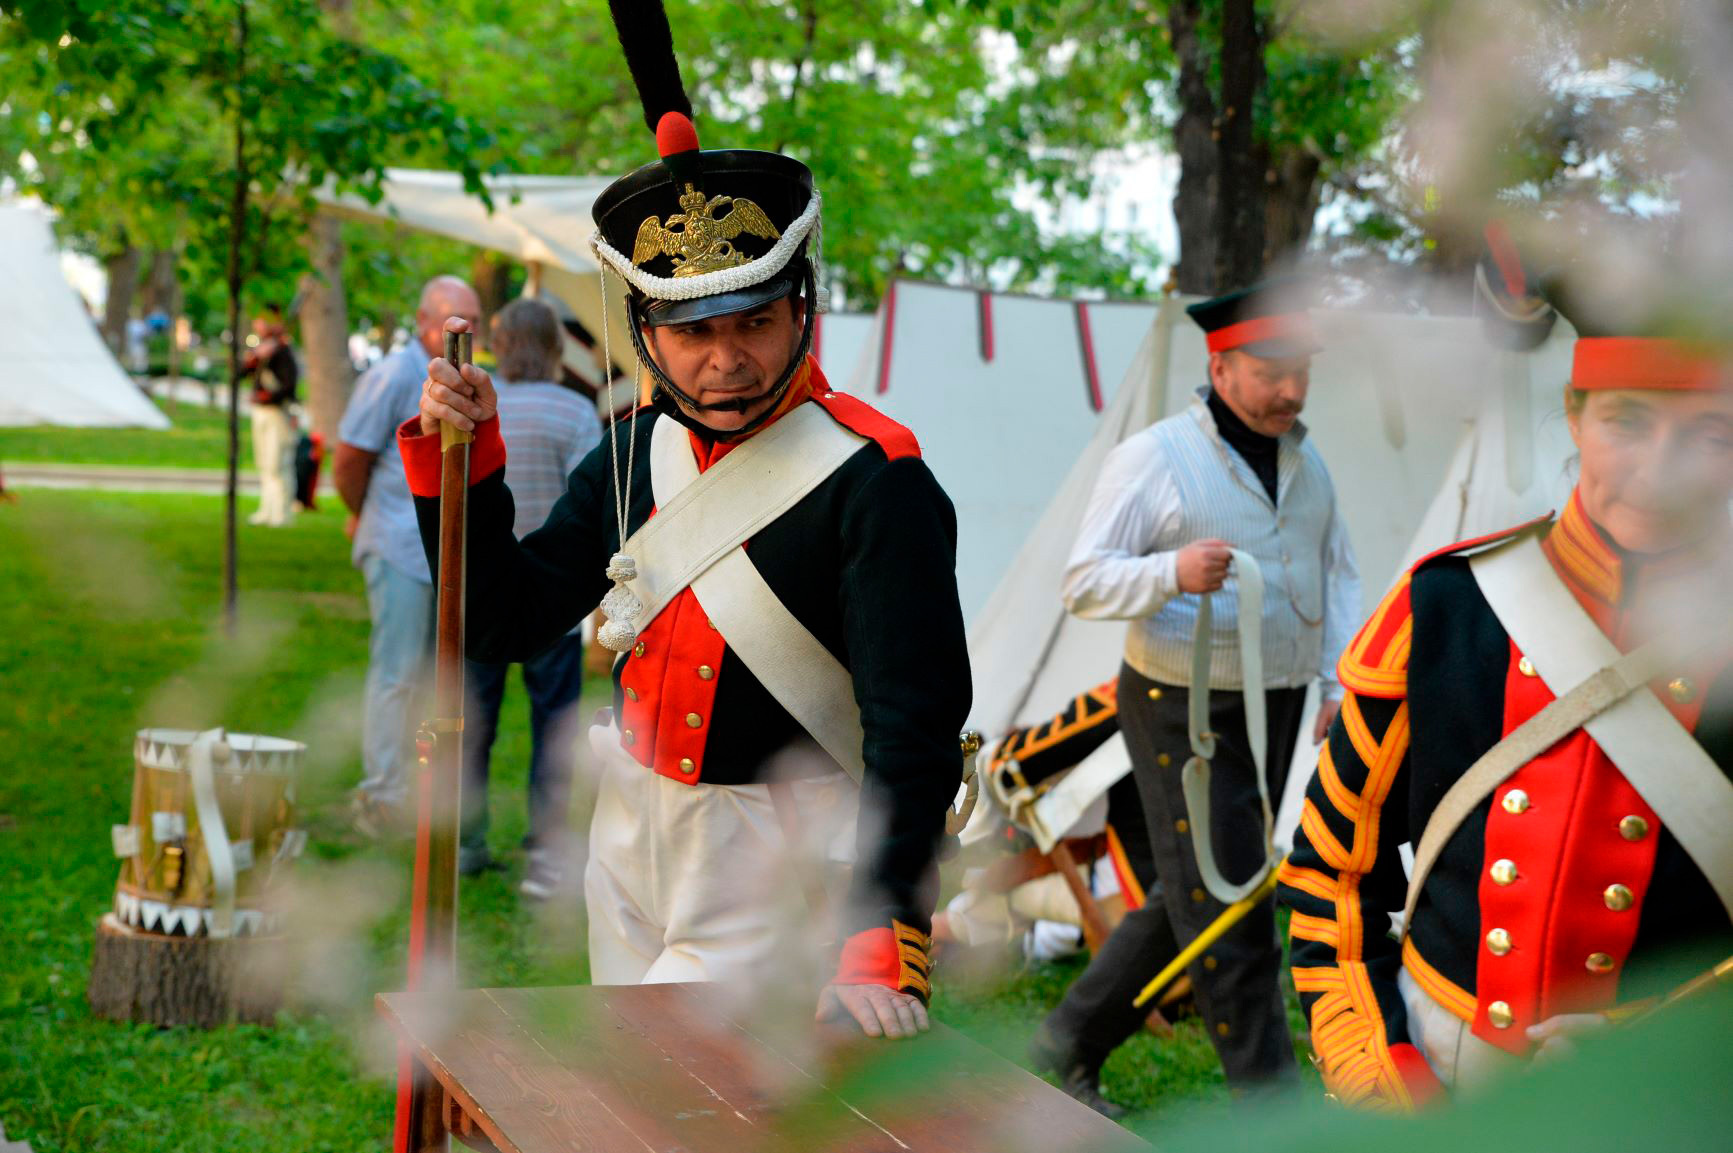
[336,276,482,836]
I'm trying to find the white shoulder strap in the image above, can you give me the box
[1402,535,1733,930]
[641,409,869,782]
[625,403,868,629]
[1180,550,1278,904]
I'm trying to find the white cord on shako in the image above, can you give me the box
[589,189,829,654]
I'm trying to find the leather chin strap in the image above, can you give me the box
[628,260,819,444]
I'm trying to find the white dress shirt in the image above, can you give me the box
[1062,390,1361,699]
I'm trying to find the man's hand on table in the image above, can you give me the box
[419,317,498,437]
[817,983,930,1040]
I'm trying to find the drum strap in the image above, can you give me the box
[188,729,240,938]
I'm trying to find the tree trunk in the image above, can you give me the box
[88,914,285,1028]
[298,212,354,442]
[1214,0,1266,292]
[1264,146,1323,268]
[1167,0,1218,295]
[139,248,178,318]
[470,249,513,352]
[224,1,250,636]
[101,243,141,357]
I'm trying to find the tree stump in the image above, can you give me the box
[88,913,284,1028]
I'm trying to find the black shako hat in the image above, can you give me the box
[590,0,821,330]
[1185,278,1322,359]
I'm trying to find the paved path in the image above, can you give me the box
[2,462,258,495]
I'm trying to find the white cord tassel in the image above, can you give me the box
[596,552,643,652]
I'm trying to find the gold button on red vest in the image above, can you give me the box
[698,665,715,680]
[1585,952,1615,974]
[1486,927,1512,955]
[1618,815,1649,841]
[685,713,703,729]
[1667,676,1696,703]
[678,757,695,774]
[1502,789,1530,814]
[622,729,636,747]
[1603,884,1634,912]
[624,686,638,702]
[1490,859,1518,886]
[633,641,646,658]
[1517,657,1538,677]
[1487,1000,1515,1029]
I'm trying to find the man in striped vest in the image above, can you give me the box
[1054,280,1361,1096]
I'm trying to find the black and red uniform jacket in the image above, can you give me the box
[398,358,970,997]
[1278,492,1733,1109]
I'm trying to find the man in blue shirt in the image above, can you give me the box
[333,275,481,836]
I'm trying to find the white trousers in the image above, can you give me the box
[583,725,855,987]
[1398,966,1523,1095]
[250,404,297,526]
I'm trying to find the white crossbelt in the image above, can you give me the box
[1180,550,1278,904]
[633,407,871,781]
[1402,534,1733,932]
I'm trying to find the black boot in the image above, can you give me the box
[1028,1026,1127,1120]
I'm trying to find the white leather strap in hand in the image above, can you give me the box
[1181,550,1277,904]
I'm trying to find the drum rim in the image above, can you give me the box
[135,728,307,762]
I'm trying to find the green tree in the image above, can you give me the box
[1,0,496,625]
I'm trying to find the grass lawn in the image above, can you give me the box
[0,394,254,471]
[0,488,1309,1152]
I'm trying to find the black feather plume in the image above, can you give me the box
[608,0,693,136]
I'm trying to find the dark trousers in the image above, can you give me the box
[460,633,587,854]
[1045,663,1306,1089]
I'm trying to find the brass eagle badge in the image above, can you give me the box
[633,183,781,277]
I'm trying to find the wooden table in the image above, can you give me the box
[379,984,1149,1153]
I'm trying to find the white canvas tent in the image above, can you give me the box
[967,297,1581,843]
[0,203,169,429]
[315,169,640,369]
[834,280,1158,617]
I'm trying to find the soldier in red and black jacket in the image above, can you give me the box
[398,0,968,1042]
[1279,277,1733,1107]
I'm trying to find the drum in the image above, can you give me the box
[111,728,306,938]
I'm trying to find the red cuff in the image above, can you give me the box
[396,416,506,499]
[1389,1042,1446,1108]
[833,921,933,1003]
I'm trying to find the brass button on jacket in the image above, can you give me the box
[1517,656,1538,677]
[685,713,703,729]
[1618,815,1649,841]
[1490,859,1518,886]
[624,686,638,702]
[1585,952,1615,974]
[633,641,646,658]
[1487,1001,1515,1029]
[678,757,696,774]
[1147,687,1164,701]
[697,665,715,681]
[1604,883,1634,912]
[1502,788,1530,814]
[1486,927,1512,956]
[1667,676,1696,704]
